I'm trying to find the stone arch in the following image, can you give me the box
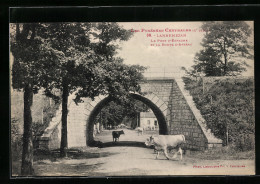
[86,93,169,146]
[39,78,223,151]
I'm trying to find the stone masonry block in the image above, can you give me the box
[145,94,156,101]
[208,144,214,148]
[172,131,178,134]
[213,143,222,148]
[156,100,165,108]
[193,132,199,137]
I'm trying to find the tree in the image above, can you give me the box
[11,22,145,175]
[91,22,132,60]
[11,23,49,175]
[34,22,145,157]
[36,23,95,157]
[191,21,253,76]
[11,23,72,175]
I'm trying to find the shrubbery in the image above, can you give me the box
[11,118,23,160]
[183,77,255,151]
[11,92,61,175]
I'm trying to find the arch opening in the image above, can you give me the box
[86,93,169,146]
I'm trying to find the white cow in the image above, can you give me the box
[136,127,144,136]
[145,135,186,160]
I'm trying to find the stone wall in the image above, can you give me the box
[169,80,208,151]
[141,79,174,127]
[38,77,222,150]
[141,79,173,105]
[67,102,87,147]
[171,78,222,150]
[37,121,61,150]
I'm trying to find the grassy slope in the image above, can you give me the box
[182,77,255,152]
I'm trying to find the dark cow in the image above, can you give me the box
[112,130,125,142]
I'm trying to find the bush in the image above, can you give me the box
[11,118,23,160]
[11,118,23,175]
[183,77,255,151]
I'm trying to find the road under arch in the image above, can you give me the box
[87,93,169,146]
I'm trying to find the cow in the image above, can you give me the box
[148,125,155,131]
[136,127,144,136]
[145,135,186,160]
[112,130,125,142]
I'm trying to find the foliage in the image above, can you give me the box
[96,99,149,128]
[11,24,47,93]
[90,22,133,59]
[34,22,145,156]
[10,22,146,165]
[90,59,146,102]
[32,100,61,144]
[24,22,144,103]
[11,118,23,176]
[187,21,253,76]
[11,118,23,160]
[183,77,255,151]
[10,22,143,108]
[11,23,50,175]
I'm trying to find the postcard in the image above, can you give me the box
[10,20,255,176]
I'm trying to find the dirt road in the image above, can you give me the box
[33,129,255,176]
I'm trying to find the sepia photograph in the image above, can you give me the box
[10,21,255,176]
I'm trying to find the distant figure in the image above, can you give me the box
[136,127,144,136]
[96,122,100,133]
[151,125,155,130]
[112,130,125,142]
[93,124,97,137]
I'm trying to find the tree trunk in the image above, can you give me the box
[137,112,140,127]
[99,111,102,131]
[223,37,228,75]
[60,80,69,157]
[21,83,34,175]
[224,55,227,75]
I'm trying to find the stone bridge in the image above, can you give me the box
[38,77,222,151]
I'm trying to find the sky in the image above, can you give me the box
[9,22,254,79]
[117,22,254,78]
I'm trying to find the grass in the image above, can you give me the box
[191,146,255,160]
[182,77,255,151]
